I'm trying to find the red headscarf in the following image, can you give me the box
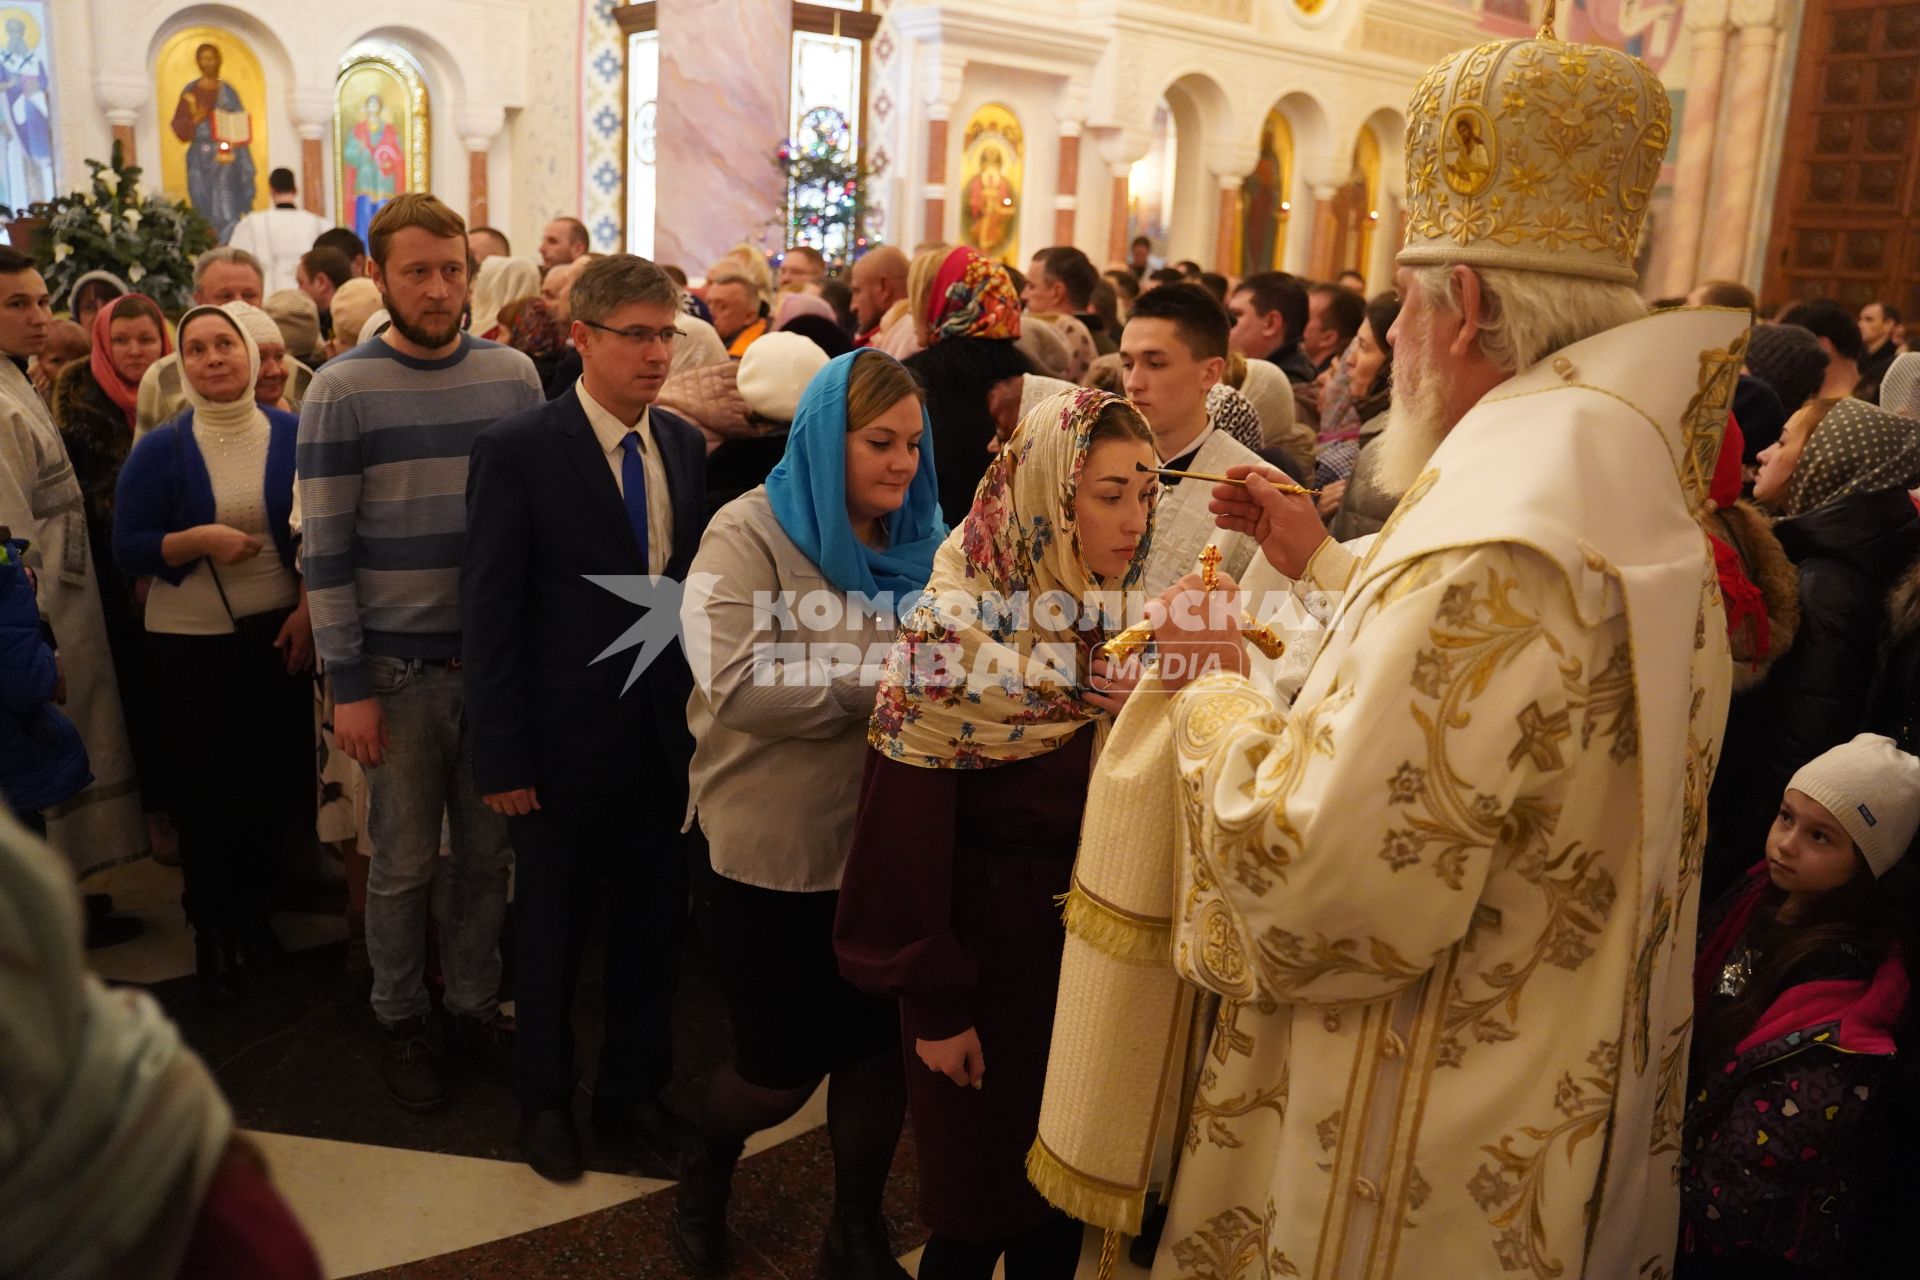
[89,293,172,428]
[1706,414,1771,669]
[927,247,1021,342]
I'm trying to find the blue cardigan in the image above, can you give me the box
[113,407,299,585]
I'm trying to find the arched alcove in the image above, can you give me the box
[1269,90,1332,276]
[1158,69,1232,265]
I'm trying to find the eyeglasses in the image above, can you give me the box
[581,320,683,347]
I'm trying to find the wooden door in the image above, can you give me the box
[1761,0,1920,317]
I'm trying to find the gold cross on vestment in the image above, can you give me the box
[1508,700,1573,772]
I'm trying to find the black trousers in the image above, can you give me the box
[145,612,310,937]
[508,762,689,1111]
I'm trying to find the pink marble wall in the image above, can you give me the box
[655,0,792,271]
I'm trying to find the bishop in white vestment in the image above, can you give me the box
[1040,12,1751,1278]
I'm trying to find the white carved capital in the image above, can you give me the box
[917,53,966,118]
[1730,0,1783,32]
[1056,77,1091,131]
[1094,125,1152,171]
[1207,139,1263,185]
[290,85,335,133]
[94,69,147,118]
[458,101,507,147]
[1299,149,1351,195]
[1683,0,1732,35]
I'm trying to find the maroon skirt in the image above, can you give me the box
[905,844,1074,1241]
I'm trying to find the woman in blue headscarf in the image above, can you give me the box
[675,348,944,1277]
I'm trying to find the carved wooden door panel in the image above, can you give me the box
[1762,0,1920,316]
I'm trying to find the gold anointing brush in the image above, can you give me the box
[1102,546,1286,664]
[1136,462,1318,496]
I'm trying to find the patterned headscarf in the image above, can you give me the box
[1883,351,1920,421]
[1786,397,1920,517]
[1204,383,1264,452]
[869,388,1155,769]
[927,246,1021,343]
[502,296,567,362]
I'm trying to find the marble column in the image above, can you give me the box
[924,116,949,246]
[299,128,327,218]
[1213,176,1239,274]
[467,149,491,228]
[656,0,791,270]
[1657,0,1731,295]
[1307,183,1341,281]
[1107,167,1130,264]
[1054,127,1080,248]
[292,88,333,219]
[1699,0,1781,281]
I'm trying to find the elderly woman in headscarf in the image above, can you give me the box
[220,300,312,413]
[904,246,1035,527]
[673,349,948,1275]
[836,388,1159,1280]
[468,255,542,342]
[1712,396,1920,872]
[113,305,313,1004]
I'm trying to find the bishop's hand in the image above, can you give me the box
[1148,571,1248,691]
[1208,464,1331,581]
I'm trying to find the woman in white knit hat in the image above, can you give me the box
[1681,732,1919,1277]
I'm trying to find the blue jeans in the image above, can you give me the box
[362,657,511,1025]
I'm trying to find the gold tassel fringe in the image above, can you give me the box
[1058,883,1170,965]
[1025,1136,1146,1235]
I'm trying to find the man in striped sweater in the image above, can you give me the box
[297,194,542,1112]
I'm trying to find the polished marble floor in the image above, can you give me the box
[84,857,1137,1280]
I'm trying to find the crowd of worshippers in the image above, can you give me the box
[4,173,1920,1280]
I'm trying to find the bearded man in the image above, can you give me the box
[1033,9,1747,1277]
[297,193,544,1113]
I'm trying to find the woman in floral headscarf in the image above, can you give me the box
[905,246,1035,528]
[836,388,1158,1280]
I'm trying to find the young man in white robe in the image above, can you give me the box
[1037,13,1749,1278]
[0,248,146,877]
[1123,283,1262,596]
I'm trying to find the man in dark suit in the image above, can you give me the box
[462,254,709,1181]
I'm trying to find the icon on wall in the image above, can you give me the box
[1239,107,1291,277]
[959,103,1022,264]
[334,48,429,244]
[0,3,55,212]
[155,25,266,242]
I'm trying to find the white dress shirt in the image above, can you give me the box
[577,380,673,575]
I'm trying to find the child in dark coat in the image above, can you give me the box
[0,532,91,831]
[1680,733,1918,1278]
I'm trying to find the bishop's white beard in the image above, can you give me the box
[1371,321,1453,500]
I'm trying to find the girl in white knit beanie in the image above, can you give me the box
[1679,733,1919,1276]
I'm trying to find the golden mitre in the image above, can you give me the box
[1398,0,1671,283]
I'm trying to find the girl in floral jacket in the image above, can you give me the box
[1680,734,1919,1277]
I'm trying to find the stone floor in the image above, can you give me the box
[85,856,1134,1279]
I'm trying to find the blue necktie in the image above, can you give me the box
[618,431,649,570]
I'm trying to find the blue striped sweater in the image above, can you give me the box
[296,335,543,702]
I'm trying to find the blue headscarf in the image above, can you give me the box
[765,350,947,606]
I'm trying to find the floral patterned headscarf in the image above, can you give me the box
[927,246,1022,343]
[869,387,1155,768]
